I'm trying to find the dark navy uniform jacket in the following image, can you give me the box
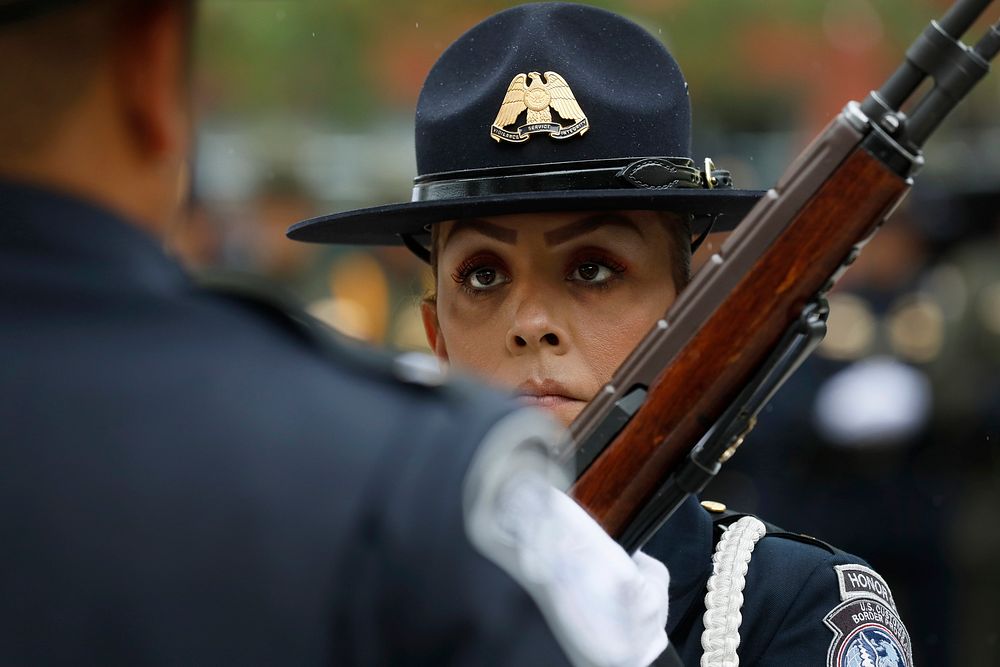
[648,497,912,666]
[0,180,571,666]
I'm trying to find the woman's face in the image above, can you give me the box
[422,210,679,426]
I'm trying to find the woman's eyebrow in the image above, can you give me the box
[544,213,645,246]
[443,219,518,247]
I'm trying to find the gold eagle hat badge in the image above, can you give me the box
[490,71,589,143]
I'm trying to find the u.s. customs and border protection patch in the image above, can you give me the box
[824,564,913,667]
[490,71,589,143]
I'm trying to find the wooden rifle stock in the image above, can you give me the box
[566,0,999,550]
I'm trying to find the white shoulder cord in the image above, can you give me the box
[700,516,767,667]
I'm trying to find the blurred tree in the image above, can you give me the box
[194,0,996,132]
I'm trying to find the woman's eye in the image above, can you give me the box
[467,267,510,290]
[569,262,615,283]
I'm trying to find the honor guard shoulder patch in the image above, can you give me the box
[824,564,912,667]
[490,71,589,143]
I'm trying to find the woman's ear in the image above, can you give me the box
[421,300,449,362]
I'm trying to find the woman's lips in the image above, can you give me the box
[516,379,584,409]
[518,394,579,408]
[515,382,588,425]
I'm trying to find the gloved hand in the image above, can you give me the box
[464,409,671,667]
[497,476,670,667]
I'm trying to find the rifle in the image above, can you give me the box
[565,0,1000,553]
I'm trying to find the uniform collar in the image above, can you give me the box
[0,178,188,293]
[644,494,714,635]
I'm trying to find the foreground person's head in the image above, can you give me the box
[0,0,195,234]
[289,2,764,424]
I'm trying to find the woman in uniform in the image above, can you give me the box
[289,4,913,665]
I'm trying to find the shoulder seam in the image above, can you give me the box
[712,511,837,555]
[761,530,837,555]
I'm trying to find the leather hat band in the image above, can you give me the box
[411,156,734,203]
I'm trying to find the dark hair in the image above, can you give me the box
[659,211,693,291]
[0,0,194,154]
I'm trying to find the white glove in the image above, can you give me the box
[464,409,671,667]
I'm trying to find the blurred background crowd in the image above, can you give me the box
[176,1,999,664]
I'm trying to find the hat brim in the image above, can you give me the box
[287,188,766,245]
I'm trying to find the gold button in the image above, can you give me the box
[700,500,727,513]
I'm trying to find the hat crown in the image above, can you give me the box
[415,2,692,176]
[285,2,764,249]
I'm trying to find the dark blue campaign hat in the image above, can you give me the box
[288,2,765,252]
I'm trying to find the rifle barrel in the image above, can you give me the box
[907,16,999,147]
[938,0,994,38]
[976,21,1000,60]
[864,0,995,119]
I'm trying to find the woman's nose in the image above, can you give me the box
[506,296,569,355]
[511,331,560,348]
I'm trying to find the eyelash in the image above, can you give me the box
[448,251,627,296]
[451,254,508,297]
[451,254,491,284]
[566,253,627,289]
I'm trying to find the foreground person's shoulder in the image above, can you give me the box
[709,508,913,667]
[195,273,494,393]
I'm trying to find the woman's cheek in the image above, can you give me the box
[577,306,660,375]
[439,297,503,369]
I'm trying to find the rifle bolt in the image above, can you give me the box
[719,440,742,463]
[718,416,758,463]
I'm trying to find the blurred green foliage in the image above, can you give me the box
[195,0,986,129]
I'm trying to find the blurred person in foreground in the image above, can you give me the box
[0,1,671,665]
[289,4,913,665]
